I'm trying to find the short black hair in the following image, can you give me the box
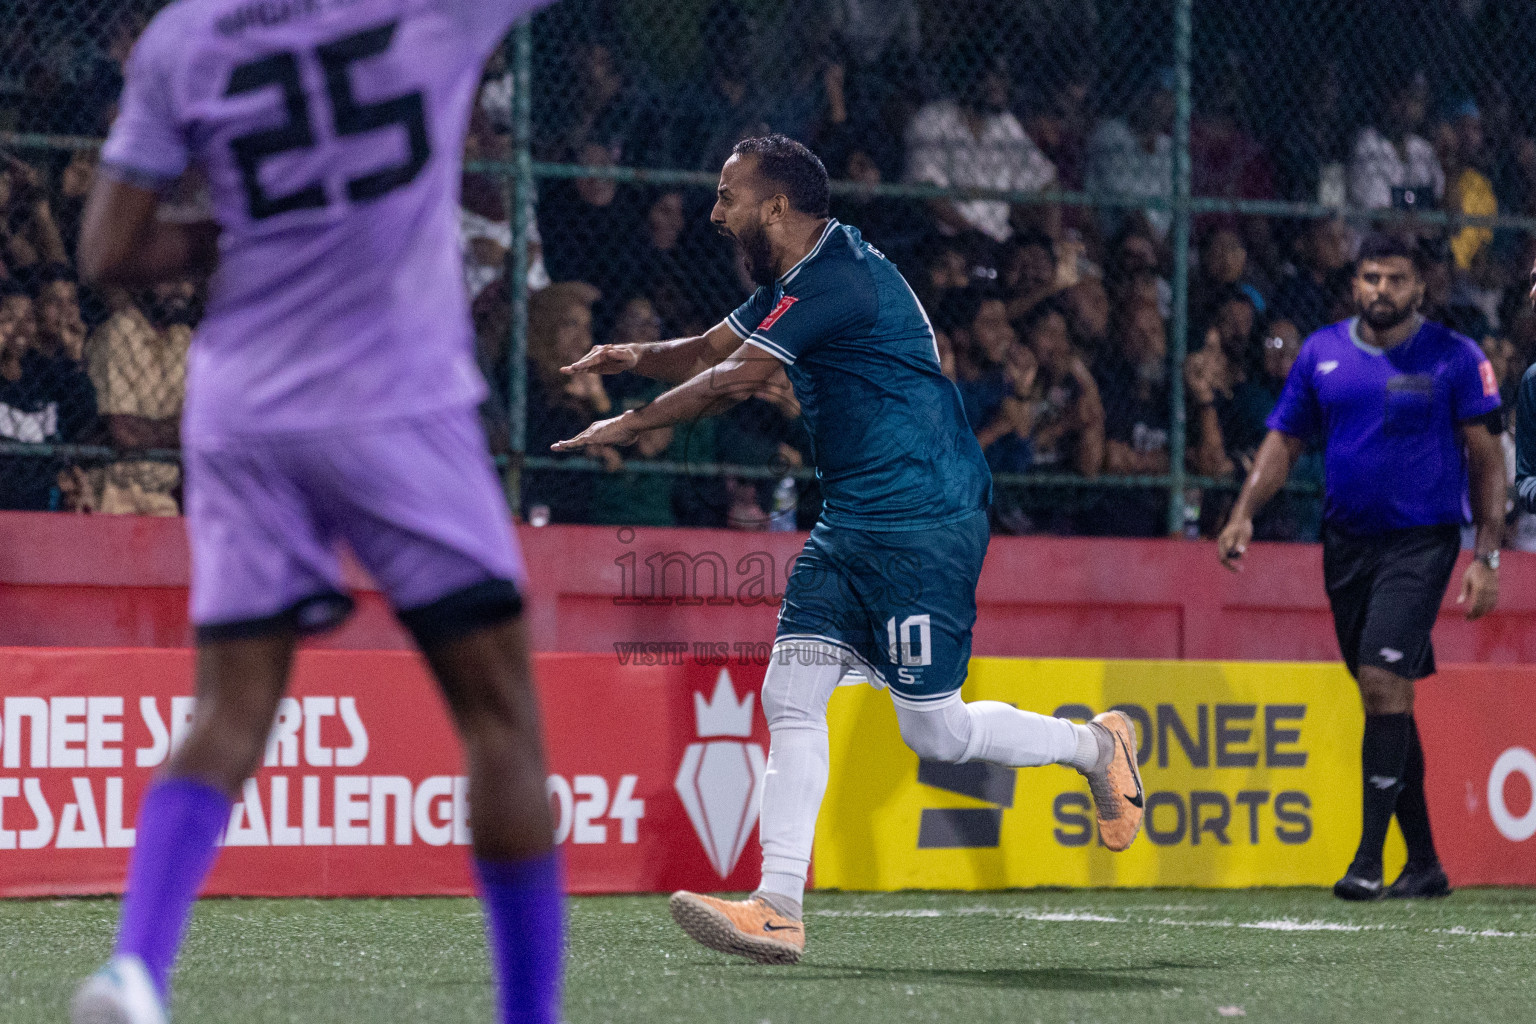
[731,135,831,218]
[1355,232,1425,276]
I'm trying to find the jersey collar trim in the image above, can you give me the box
[778,219,840,288]
[1347,317,1385,356]
[1348,315,1426,357]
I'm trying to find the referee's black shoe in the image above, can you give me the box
[1386,860,1452,899]
[1333,865,1385,901]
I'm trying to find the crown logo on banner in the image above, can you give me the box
[694,668,755,738]
[675,669,766,877]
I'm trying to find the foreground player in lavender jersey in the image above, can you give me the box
[71,2,562,1023]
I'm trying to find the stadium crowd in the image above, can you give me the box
[5,0,1536,543]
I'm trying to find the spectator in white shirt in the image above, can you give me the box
[905,60,1057,248]
[1086,74,1175,240]
[1349,72,1444,212]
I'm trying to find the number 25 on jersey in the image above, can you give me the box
[226,21,431,221]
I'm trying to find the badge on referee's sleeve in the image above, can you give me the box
[1479,360,1499,398]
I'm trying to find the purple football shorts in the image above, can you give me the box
[184,405,525,633]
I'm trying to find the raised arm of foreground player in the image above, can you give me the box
[79,13,217,286]
[79,181,218,288]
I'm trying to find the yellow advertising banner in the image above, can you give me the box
[813,659,1406,889]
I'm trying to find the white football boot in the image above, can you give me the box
[71,954,168,1024]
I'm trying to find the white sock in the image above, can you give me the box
[755,642,844,916]
[756,722,828,912]
[959,700,1088,768]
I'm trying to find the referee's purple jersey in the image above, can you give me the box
[100,0,550,442]
[1268,318,1501,536]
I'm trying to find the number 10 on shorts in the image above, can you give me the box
[887,615,933,667]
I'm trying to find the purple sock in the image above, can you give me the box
[114,778,231,997]
[475,851,566,1024]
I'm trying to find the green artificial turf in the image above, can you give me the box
[5,889,1536,1022]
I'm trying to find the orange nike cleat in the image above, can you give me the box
[1084,710,1145,852]
[668,892,805,965]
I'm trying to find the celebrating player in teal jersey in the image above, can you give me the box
[554,135,1144,964]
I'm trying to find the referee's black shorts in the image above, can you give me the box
[1322,523,1462,681]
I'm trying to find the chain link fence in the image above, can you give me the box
[3,0,1536,541]
[0,0,181,514]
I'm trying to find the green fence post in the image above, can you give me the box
[505,18,533,511]
[1167,0,1194,536]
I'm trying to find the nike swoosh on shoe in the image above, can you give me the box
[1120,734,1144,807]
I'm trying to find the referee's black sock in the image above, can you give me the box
[1393,717,1439,866]
[1352,712,1412,875]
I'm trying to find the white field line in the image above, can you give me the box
[1430,925,1528,938]
[1238,919,1374,932]
[810,906,1536,939]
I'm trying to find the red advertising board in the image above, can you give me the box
[0,648,770,897]
[4,650,1535,896]
[1418,666,1536,887]
[10,511,1536,667]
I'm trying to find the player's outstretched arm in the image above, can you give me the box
[79,176,217,288]
[562,320,744,384]
[1216,430,1304,570]
[552,342,781,453]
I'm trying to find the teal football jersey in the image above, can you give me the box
[727,220,991,531]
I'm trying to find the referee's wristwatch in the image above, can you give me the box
[1476,550,1500,570]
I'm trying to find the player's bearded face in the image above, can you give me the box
[732,213,777,287]
[740,222,776,286]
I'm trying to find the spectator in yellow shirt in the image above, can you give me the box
[1437,99,1497,271]
[86,282,194,516]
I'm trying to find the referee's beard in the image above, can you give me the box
[1360,297,1418,333]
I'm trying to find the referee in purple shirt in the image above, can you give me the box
[1217,233,1505,901]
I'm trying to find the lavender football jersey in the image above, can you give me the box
[101,0,550,440]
